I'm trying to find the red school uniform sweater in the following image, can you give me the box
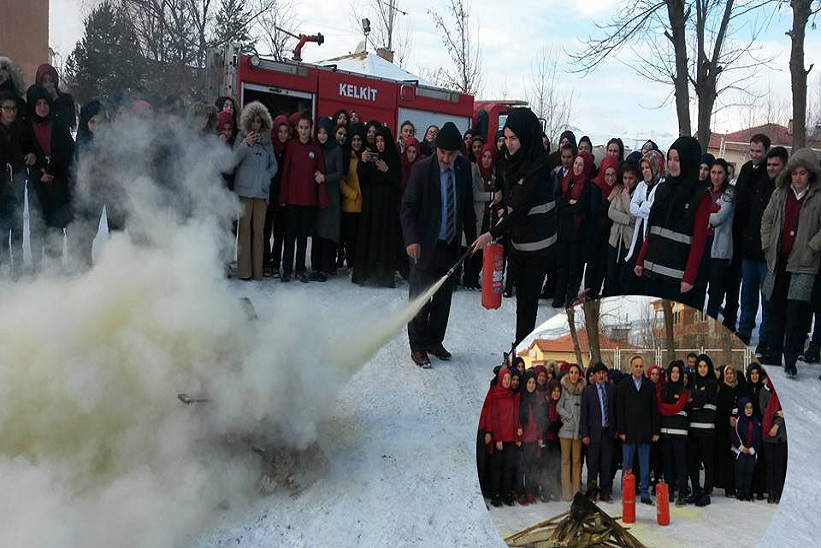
[279,139,327,207]
[780,189,804,259]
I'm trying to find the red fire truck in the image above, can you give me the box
[473,100,531,146]
[207,43,476,135]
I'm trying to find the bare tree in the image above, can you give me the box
[254,0,299,61]
[787,0,821,149]
[349,0,412,65]
[570,0,774,149]
[736,79,792,128]
[638,301,660,348]
[525,47,576,143]
[809,73,821,136]
[661,299,676,359]
[427,0,483,95]
[111,0,276,95]
[583,300,602,365]
[566,307,585,367]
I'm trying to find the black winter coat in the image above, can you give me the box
[734,161,773,261]
[22,118,75,228]
[616,375,661,444]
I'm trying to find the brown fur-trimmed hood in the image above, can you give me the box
[239,101,273,139]
[776,147,821,188]
[560,373,586,395]
[0,56,26,96]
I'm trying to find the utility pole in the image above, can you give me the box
[386,0,396,52]
[377,0,406,53]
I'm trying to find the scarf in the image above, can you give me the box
[317,116,337,152]
[491,369,514,401]
[593,155,620,197]
[271,114,290,155]
[562,150,593,201]
[401,137,420,184]
[478,142,497,187]
[761,377,782,438]
[503,107,545,184]
[33,119,52,157]
[641,149,665,187]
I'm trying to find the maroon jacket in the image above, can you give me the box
[488,369,519,443]
[279,139,327,208]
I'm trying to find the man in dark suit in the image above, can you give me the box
[580,361,617,502]
[401,122,477,368]
[616,355,661,505]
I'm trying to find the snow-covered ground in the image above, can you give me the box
[194,276,818,548]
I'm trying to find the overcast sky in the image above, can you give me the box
[52,0,821,145]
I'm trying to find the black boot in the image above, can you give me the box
[803,341,820,363]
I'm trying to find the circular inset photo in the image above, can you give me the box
[477,296,787,548]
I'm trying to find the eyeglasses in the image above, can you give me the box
[1,105,17,112]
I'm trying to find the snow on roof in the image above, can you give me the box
[530,332,637,353]
[318,51,433,86]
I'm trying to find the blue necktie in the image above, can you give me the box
[445,170,455,243]
[600,385,609,428]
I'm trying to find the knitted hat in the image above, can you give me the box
[436,122,463,151]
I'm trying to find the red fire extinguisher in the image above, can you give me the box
[622,470,636,524]
[656,481,670,526]
[481,240,504,309]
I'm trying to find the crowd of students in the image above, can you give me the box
[477,353,787,511]
[3,52,821,378]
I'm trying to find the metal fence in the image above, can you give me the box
[598,347,754,372]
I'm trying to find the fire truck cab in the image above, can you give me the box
[473,100,531,146]
[207,43,475,136]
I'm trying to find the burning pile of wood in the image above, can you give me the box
[504,491,647,548]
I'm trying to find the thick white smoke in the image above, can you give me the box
[0,113,394,547]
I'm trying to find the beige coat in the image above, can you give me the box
[607,186,636,253]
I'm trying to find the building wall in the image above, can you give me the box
[0,0,49,87]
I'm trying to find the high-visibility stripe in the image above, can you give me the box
[645,260,685,279]
[690,422,715,430]
[650,225,692,244]
[661,428,688,436]
[528,201,556,215]
[512,233,558,252]
[703,404,717,411]
[677,410,688,417]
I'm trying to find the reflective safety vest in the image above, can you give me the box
[644,185,705,281]
[505,165,558,256]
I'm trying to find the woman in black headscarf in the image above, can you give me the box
[634,136,711,306]
[22,84,75,265]
[311,116,344,279]
[352,125,401,287]
[472,107,558,345]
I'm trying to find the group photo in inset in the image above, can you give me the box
[478,296,787,548]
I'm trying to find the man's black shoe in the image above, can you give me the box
[803,342,820,363]
[427,343,452,360]
[640,497,654,506]
[411,350,431,368]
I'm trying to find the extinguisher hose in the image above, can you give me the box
[444,247,474,281]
